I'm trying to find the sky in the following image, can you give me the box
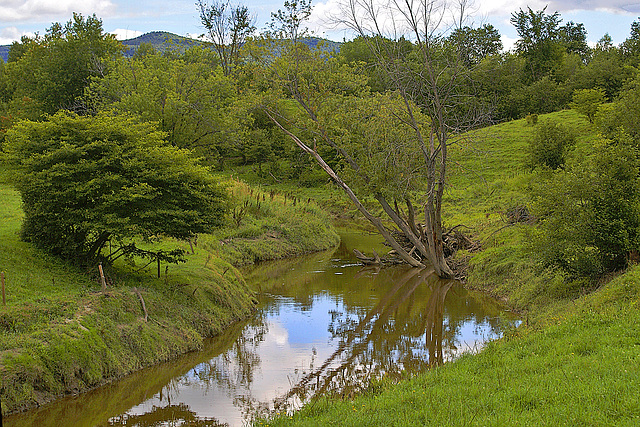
[1,0,640,50]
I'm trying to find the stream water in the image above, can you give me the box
[6,231,518,426]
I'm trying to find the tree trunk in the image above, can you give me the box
[265,110,425,268]
[88,231,111,261]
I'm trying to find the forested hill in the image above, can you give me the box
[121,31,202,56]
[0,32,341,62]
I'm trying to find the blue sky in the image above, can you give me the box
[1,0,640,50]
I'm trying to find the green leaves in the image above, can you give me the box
[87,48,243,165]
[4,111,228,262]
[570,88,605,123]
[530,136,640,278]
[527,119,576,170]
[5,13,123,115]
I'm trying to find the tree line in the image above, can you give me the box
[2,1,640,279]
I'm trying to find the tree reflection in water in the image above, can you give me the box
[116,265,501,426]
[271,267,456,414]
[108,403,224,426]
[109,267,465,425]
[5,235,515,427]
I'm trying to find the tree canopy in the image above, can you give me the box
[86,47,244,166]
[4,112,228,263]
[5,13,123,115]
[3,3,640,278]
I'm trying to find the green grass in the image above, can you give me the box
[259,109,640,425]
[0,182,254,414]
[443,110,606,309]
[262,266,640,426]
[209,179,340,265]
[0,175,339,415]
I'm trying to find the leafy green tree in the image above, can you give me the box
[570,88,605,123]
[6,36,38,63]
[268,0,312,42]
[86,47,244,166]
[197,0,256,76]
[570,38,626,100]
[0,58,9,104]
[338,36,400,92]
[511,6,563,81]
[3,112,227,263]
[558,21,590,62]
[257,0,486,278]
[6,13,123,114]
[447,24,502,66]
[621,19,640,65]
[470,53,526,120]
[605,70,640,142]
[0,58,44,146]
[506,75,570,118]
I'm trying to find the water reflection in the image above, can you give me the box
[275,267,447,411]
[6,232,517,427]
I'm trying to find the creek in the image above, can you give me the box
[5,231,518,426]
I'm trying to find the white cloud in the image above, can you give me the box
[0,26,35,44]
[0,0,117,23]
[476,0,545,17]
[477,0,640,16]
[551,1,640,14]
[111,28,143,40]
[501,34,518,52]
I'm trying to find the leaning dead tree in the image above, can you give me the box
[259,0,484,278]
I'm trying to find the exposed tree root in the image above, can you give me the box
[353,225,480,281]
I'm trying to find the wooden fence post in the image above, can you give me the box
[98,263,106,292]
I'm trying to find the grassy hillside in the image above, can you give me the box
[262,110,640,425]
[0,175,338,415]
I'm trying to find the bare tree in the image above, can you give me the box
[260,0,482,278]
[197,0,256,76]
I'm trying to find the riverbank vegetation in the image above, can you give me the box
[261,107,640,425]
[0,173,337,414]
[2,0,640,422]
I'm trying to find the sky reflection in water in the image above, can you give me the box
[6,233,518,427]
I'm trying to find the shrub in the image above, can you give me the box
[527,120,576,170]
[4,111,228,263]
[570,88,606,123]
[525,114,538,125]
[530,136,640,278]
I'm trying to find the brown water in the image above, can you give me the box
[5,231,518,426]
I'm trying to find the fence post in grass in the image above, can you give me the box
[98,263,106,292]
[1,271,5,306]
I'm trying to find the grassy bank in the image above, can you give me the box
[263,269,640,426]
[0,176,338,415]
[260,110,640,425]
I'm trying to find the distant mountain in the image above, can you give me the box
[0,45,10,62]
[121,31,342,56]
[0,31,341,63]
[121,31,202,57]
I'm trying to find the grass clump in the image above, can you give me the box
[208,179,340,265]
